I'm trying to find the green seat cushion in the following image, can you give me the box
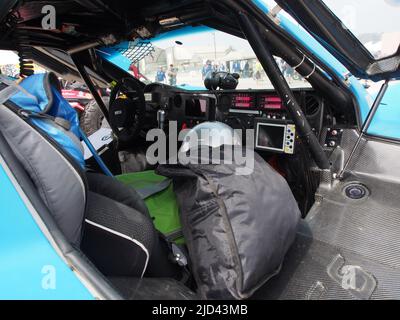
[116,170,184,244]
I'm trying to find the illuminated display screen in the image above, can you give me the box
[232,94,254,108]
[256,122,286,152]
[259,95,283,110]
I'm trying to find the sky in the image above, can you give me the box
[264,0,400,35]
[323,0,400,34]
[151,29,253,53]
[151,0,400,58]
[264,0,400,57]
[0,50,19,64]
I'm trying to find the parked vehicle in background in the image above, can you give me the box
[60,80,93,113]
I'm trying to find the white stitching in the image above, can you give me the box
[84,219,149,278]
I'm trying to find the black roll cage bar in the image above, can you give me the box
[237,11,330,169]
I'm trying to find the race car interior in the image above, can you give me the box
[1,0,400,300]
[135,82,339,215]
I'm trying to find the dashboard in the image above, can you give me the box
[216,89,322,125]
[144,84,325,155]
[144,84,216,129]
[215,89,323,155]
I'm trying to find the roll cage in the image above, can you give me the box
[0,0,370,170]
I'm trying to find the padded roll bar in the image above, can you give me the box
[237,11,330,170]
[71,54,112,127]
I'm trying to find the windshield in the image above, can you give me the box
[323,0,400,59]
[138,29,310,90]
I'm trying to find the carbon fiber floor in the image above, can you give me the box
[253,173,400,300]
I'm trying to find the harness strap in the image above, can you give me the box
[0,75,38,103]
[0,85,19,105]
[18,109,71,130]
[0,76,114,176]
[80,127,114,177]
[136,178,172,200]
[0,77,71,131]
[165,229,184,242]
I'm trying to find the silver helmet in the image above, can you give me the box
[180,121,241,153]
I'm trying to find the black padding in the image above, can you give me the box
[109,277,197,300]
[0,131,123,300]
[145,233,182,279]
[83,176,183,279]
[82,191,156,277]
[86,172,149,217]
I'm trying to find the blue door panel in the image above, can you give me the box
[0,162,94,300]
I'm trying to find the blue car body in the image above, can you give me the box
[1,0,399,299]
[0,159,93,299]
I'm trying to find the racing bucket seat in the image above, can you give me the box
[0,73,181,284]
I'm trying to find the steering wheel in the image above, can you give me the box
[108,77,146,144]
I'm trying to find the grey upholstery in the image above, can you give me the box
[0,105,86,247]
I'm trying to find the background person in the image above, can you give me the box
[202,60,213,80]
[168,64,178,86]
[232,60,241,73]
[155,66,166,83]
[243,61,250,78]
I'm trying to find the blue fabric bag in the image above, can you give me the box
[8,73,85,168]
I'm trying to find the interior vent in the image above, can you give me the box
[304,95,320,117]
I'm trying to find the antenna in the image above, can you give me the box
[338,79,390,179]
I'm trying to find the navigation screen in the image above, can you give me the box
[256,123,286,151]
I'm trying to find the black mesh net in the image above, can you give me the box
[114,40,155,64]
